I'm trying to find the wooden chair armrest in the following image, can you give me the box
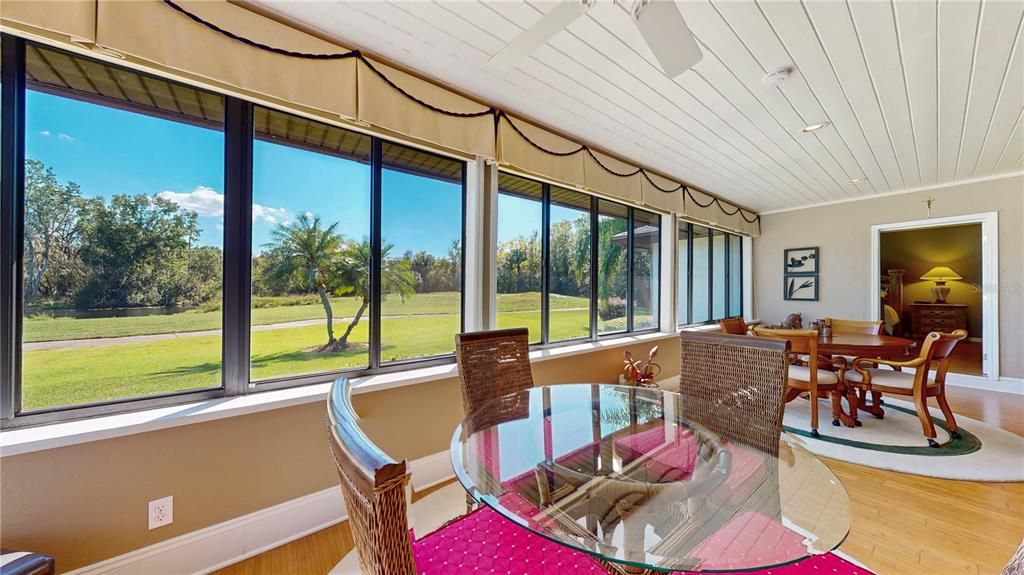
[852,356,924,372]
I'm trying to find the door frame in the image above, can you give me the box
[869,212,999,379]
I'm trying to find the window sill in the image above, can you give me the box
[0,331,677,457]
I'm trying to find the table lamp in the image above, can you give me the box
[920,266,962,303]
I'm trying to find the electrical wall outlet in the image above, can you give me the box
[148,496,173,530]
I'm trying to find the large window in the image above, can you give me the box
[497,172,659,346]
[677,221,744,326]
[19,43,226,411]
[548,187,591,341]
[380,142,464,363]
[0,36,465,425]
[250,106,372,381]
[631,209,660,330]
[496,174,542,341]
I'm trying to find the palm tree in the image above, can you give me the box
[265,214,345,349]
[335,240,416,349]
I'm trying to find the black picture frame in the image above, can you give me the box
[783,274,819,301]
[784,247,818,275]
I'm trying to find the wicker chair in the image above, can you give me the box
[455,328,534,416]
[717,317,750,335]
[678,331,790,455]
[326,377,609,575]
[751,327,850,437]
[847,329,968,447]
[1004,539,1024,575]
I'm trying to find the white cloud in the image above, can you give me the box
[159,186,224,217]
[158,186,289,224]
[252,203,289,225]
[38,130,74,142]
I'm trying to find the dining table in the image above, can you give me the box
[450,383,850,574]
[817,332,916,358]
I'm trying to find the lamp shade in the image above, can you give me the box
[920,266,963,282]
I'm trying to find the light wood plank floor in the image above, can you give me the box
[213,387,1024,575]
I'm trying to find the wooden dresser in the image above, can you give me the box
[909,303,968,338]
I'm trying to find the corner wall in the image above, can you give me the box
[0,335,679,572]
[752,174,1023,378]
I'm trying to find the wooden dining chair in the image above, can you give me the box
[846,329,968,447]
[717,316,750,335]
[454,328,534,417]
[751,327,851,437]
[327,377,609,575]
[826,318,884,335]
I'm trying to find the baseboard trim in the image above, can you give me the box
[63,487,347,575]
[409,450,456,492]
[904,368,1024,395]
[63,450,454,575]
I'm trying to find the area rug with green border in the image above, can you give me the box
[782,396,1024,481]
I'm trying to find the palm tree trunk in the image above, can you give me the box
[318,287,336,344]
[338,298,369,347]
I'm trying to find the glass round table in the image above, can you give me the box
[450,384,850,574]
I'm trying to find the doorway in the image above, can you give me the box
[870,212,999,379]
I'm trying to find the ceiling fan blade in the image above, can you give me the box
[634,1,703,78]
[489,1,592,69]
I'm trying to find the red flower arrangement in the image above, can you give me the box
[623,346,661,388]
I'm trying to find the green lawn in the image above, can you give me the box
[20,304,590,410]
[23,292,587,343]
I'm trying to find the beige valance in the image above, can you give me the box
[497,114,586,187]
[95,0,358,119]
[583,150,643,205]
[4,0,760,235]
[357,58,494,159]
[641,172,685,214]
[684,188,760,237]
[0,0,96,43]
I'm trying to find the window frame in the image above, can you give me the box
[677,220,745,329]
[496,171,662,350]
[0,34,468,427]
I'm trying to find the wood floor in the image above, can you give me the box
[948,341,984,376]
[213,387,1024,575]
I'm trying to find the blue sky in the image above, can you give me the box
[26,91,464,256]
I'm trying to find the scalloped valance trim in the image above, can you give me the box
[161,0,759,232]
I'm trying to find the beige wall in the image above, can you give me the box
[0,335,679,572]
[880,224,983,337]
[753,174,1024,378]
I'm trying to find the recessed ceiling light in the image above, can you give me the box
[848,177,867,184]
[802,121,830,133]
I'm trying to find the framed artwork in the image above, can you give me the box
[784,247,818,275]
[784,274,818,301]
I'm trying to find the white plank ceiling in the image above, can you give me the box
[252,0,1024,213]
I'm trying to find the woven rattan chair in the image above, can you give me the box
[718,317,750,335]
[751,327,850,437]
[1004,539,1024,575]
[846,329,968,447]
[326,377,610,575]
[678,331,790,455]
[455,328,534,417]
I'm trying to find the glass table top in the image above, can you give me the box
[450,384,850,573]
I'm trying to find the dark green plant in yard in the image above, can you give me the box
[264,215,415,351]
[76,194,201,308]
[334,239,415,350]
[265,214,347,350]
